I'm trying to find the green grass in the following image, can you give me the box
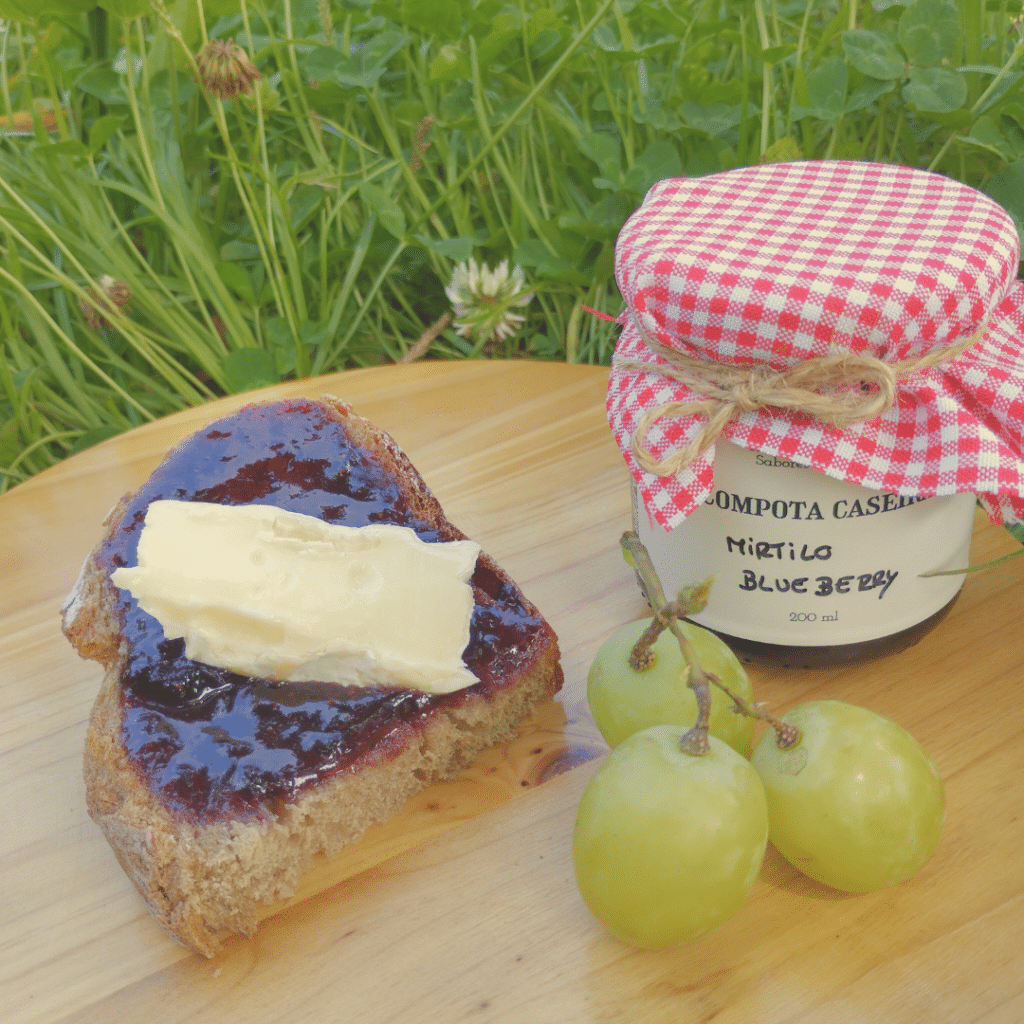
[1,0,1023,490]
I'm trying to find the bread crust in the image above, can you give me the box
[64,395,562,956]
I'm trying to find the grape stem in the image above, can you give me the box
[620,531,802,754]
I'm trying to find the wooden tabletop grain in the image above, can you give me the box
[2,360,1022,1024]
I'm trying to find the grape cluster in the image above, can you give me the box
[572,535,946,950]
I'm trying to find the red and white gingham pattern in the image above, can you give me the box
[607,161,1024,529]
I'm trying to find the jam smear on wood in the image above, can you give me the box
[96,400,547,824]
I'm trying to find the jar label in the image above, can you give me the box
[632,442,977,647]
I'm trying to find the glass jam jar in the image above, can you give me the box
[607,160,1024,666]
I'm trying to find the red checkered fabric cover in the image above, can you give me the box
[607,160,1024,530]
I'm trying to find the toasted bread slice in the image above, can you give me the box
[63,395,562,956]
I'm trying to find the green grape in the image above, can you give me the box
[587,617,756,755]
[750,700,945,893]
[573,726,769,949]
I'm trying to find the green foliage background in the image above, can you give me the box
[1,0,1023,490]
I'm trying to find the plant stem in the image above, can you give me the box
[754,0,773,159]
[927,36,1024,172]
[620,531,802,754]
[406,0,616,237]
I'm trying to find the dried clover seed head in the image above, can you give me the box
[195,39,262,100]
[79,275,131,331]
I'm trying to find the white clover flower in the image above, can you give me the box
[445,258,534,343]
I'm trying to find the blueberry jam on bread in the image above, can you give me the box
[63,396,562,955]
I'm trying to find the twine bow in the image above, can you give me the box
[615,315,984,478]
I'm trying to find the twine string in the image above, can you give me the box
[615,317,984,477]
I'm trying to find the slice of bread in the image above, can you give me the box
[63,394,562,957]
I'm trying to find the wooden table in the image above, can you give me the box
[3,360,1022,1024]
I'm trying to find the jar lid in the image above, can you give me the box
[607,160,1024,529]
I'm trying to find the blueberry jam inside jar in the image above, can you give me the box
[97,400,549,824]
